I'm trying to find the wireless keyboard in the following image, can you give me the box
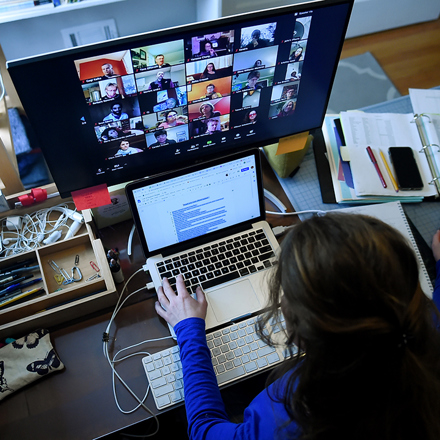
[142,312,296,410]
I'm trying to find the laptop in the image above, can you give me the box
[125,148,279,332]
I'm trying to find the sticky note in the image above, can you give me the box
[276,131,309,155]
[72,184,112,210]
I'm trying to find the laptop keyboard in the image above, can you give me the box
[142,311,296,410]
[155,229,276,293]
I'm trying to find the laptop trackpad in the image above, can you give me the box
[208,279,261,323]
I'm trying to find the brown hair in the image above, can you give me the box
[258,213,440,440]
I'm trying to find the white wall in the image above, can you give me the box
[220,0,440,38]
[0,0,198,61]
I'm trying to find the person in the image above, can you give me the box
[200,41,218,57]
[100,126,124,141]
[165,98,177,109]
[277,100,295,117]
[101,63,117,78]
[148,71,175,90]
[243,109,257,124]
[290,46,304,62]
[199,102,221,119]
[253,60,263,68]
[246,29,269,49]
[284,87,296,100]
[102,83,120,100]
[154,54,170,68]
[149,129,177,148]
[200,62,218,80]
[243,71,263,91]
[158,110,188,129]
[204,84,222,99]
[155,214,440,440]
[115,140,140,156]
[103,103,129,122]
[204,118,220,135]
[290,70,301,81]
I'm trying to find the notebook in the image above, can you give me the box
[125,149,279,332]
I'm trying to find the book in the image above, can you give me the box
[323,88,440,203]
[334,201,433,298]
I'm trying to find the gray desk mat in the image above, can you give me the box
[276,90,440,246]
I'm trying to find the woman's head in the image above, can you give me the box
[282,100,295,113]
[200,102,215,117]
[164,110,178,125]
[244,109,257,122]
[204,62,216,73]
[270,214,425,352]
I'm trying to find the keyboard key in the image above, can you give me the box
[216,366,245,385]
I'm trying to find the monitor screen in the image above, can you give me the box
[7,0,353,198]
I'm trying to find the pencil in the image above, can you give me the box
[379,150,399,192]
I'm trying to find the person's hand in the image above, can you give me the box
[155,274,208,327]
[432,229,440,262]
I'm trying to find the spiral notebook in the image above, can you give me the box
[334,201,433,298]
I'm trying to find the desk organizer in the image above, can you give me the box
[0,209,117,339]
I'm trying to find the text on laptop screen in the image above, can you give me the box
[132,154,260,253]
[7,0,353,197]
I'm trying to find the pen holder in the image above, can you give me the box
[263,134,313,178]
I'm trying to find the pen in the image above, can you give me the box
[0,277,42,297]
[366,146,387,188]
[0,287,45,309]
[0,274,23,286]
[0,258,37,277]
[379,150,399,192]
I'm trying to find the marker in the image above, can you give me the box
[379,150,399,192]
[366,146,387,188]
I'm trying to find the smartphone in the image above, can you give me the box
[388,147,423,191]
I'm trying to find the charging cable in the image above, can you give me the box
[102,268,171,436]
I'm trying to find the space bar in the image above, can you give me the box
[216,366,245,385]
[201,271,240,290]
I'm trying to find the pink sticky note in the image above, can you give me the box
[72,184,112,210]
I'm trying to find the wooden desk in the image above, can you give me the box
[0,154,299,440]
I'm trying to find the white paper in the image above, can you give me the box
[409,88,440,115]
[340,112,437,197]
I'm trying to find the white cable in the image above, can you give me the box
[102,267,169,436]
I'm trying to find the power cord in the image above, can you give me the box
[102,268,173,437]
[266,209,327,237]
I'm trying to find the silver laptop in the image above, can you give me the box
[125,149,279,332]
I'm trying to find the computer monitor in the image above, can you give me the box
[7,0,353,198]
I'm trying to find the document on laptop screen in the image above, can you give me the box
[132,154,261,252]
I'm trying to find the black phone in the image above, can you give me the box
[388,147,424,191]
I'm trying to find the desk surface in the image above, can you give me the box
[0,154,299,440]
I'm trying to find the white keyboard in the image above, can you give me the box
[142,312,296,410]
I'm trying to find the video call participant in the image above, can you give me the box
[158,110,188,129]
[277,100,296,117]
[149,129,177,148]
[115,140,141,156]
[246,29,269,49]
[101,63,118,78]
[204,84,222,99]
[154,54,171,68]
[243,109,257,124]
[102,83,120,100]
[290,46,304,62]
[100,126,124,141]
[204,118,220,135]
[290,70,301,81]
[200,41,218,58]
[285,88,297,100]
[200,63,218,80]
[103,103,129,122]
[149,71,175,91]
[199,102,221,119]
[243,71,263,91]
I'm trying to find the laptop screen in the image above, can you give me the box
[128,150,263,256]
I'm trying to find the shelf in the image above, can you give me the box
[0,0,125,24]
